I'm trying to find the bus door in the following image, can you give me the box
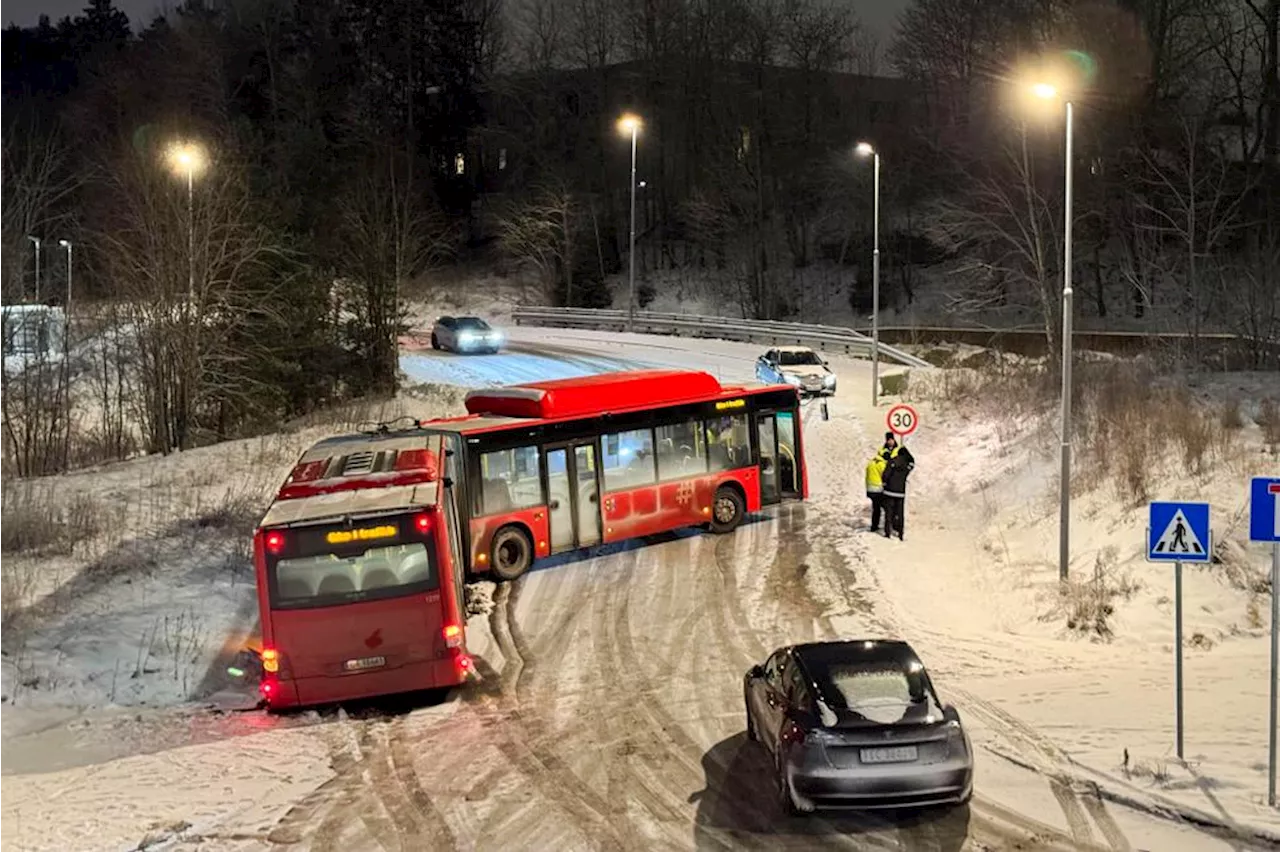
[543,440,603,552]
[756,409,802,505]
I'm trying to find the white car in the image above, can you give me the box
[755,346,836,397]
[431,316,505,354]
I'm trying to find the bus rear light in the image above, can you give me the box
[260,679,275,698]
[264,531,286,555]
[443,624,462,648]
[476,553,488,564]
[414,513,432,534]
[261,648,280,673]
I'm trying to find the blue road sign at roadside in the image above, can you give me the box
[1147,501,1211,563]
[1250,477,1280,543]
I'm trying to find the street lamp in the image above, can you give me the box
[855,141,881,407]
[26,235,41,302]
[1029,82,1075,585]
[58,240,72,319]
[617,113,642,330]
[164,141,208,303]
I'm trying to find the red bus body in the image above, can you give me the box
[252,369,806,708]
[441,369,808,579]
[253,433,473,709]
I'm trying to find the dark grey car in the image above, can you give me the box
[743,639,973,814]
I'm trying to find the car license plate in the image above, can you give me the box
[344,655,386,672]
[860,746,918,764]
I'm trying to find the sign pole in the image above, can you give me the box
[1270,541,1278,807]
[1175,559,1184,760]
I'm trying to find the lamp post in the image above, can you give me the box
[26,235,41,302]
[164,141,208,303]
[855,142,881,407]
[617,114,642,330]
[58,240,72,319]
[1031,82,1074,584]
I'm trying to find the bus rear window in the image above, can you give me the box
[271,542,437,609]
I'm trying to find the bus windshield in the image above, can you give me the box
[270,538,438,610]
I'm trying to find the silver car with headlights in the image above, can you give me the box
[754,347,836,397]
[431,316,505,354]
[744,639,973,814]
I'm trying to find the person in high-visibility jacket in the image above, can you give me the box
[865,449,890,533]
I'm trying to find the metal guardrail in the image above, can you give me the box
[511,307,933,369]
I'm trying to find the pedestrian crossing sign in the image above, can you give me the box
[1147,501,1211,564]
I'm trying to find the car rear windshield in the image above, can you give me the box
[779,350,821,366]
[269,531,438,610]
[456,317,490,330]
[812,661,942,725]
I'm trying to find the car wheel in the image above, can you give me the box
[491,526,533,581]
[431,333,441,350]
[745,692,758,742]
[709,486,744,534]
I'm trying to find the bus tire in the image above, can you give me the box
[491,525,533,581]
[431,333,441,350]
[709,485,744,534]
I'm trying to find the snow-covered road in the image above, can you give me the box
[0,327,1265,851]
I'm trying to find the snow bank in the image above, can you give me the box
[0,725,332,852]
[807,366,1280,840]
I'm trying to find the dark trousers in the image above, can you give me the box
[868,492,884,531]
[883,495,905,539]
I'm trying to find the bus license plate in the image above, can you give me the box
[344,655,386,672]
[860,746,918,764]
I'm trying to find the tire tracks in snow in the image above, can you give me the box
[473,578,635,851]
[267,715,459,852]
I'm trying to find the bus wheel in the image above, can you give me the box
[709,486,744,534]
[491,526,533,581]
[431,333,441,350]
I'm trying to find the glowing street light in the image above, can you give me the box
[855,141,881,407]
[617,113,643,330]
[1024,80,1075,588]
[165,141,208,302]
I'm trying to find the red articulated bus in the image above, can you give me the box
[252,369,806,709]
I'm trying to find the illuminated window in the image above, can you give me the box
[602,428,656,491]
[454,153,465,175]
[655,420,706,480]
[704,414,750,472]
[479,445,542,512]
[498,148,507,170]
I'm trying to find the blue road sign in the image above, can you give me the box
[1250,477,1280,543]
[1148,501,1211,563]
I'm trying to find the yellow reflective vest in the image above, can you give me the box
[865,454,888,493]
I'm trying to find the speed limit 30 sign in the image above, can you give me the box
[886,404,919,437]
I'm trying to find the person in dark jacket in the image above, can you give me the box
[881,443,915,541]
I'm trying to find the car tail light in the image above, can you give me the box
[414,513,432,535]
[264,530,286,555]
[442,624,462,648]
[944,720,968,756]
[261,648,281,673]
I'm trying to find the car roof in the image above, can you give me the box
[774,345,817,353]
[791,639,923,670]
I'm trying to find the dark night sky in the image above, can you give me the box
[4,0,908,52]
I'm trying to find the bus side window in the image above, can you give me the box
[656,420,706,480]
[479,445,543,514]
[704,414,749,472]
